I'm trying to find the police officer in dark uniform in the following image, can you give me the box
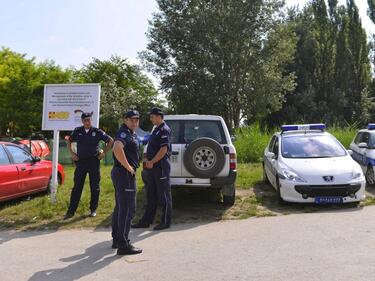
[111,110,142,255]
[132,107,172,231]
[64,112,113,220]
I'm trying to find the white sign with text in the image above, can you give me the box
[42,83,100,131]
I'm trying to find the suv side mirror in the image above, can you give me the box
[347,149,353,156]
[358,142,368,149]
[230,135,236,142]
[266,151,276,159]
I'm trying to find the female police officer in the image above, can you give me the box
[111,110,142,255]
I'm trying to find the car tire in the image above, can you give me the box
[276,177,286,205]
[366,165,375,186]
[263,163,270,184]
[223,184,235,206]
[183,138,226,178]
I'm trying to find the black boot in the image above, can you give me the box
[131,221,150,228]
[63,212,74,220]
[153,223,170,231]
[117,244,142,255]
[111,239,118,249]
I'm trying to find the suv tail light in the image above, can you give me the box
[229,153,237,170]
[143,153,147,169]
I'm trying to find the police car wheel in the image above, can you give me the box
[184,138,225,178]
[276,177,286,205]
[263,164,270,184]
[366,166,375,186]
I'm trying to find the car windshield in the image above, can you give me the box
[281,135,347,158]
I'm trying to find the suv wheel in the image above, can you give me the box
[223,184,235,206]
[184,138,226,178]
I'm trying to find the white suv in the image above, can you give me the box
[142,115,237,205]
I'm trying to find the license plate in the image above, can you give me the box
[314,197,343,204]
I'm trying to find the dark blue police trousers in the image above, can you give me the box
[141,161,172,225]
[111,166,136,248]
[68,157,100,214]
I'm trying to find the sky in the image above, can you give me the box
[0,0,374,70]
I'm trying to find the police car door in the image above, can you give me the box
[166,120,182,177]
[265,135,278,187]
[352,132,369,167]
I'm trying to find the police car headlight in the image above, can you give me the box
[280,169,306,183]
[351,170,364,180]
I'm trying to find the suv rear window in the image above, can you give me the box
[165,120,227,144]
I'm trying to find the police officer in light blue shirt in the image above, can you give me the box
[111,110,142,255]
[132,107,172,231]
[64,112,113,220]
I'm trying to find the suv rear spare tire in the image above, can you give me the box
[183,137,225,178]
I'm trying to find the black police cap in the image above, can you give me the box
[81,112,93,119]
[149,107,164,116]
[123,110,140,119]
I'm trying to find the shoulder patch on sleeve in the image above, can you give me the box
[120,132,127,138]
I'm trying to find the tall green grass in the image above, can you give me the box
[234,124,272,163]
[234,124,358,163]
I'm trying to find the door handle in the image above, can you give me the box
[21,167,26,171]
[172,151,179,155]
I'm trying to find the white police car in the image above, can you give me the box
[350,124,375,185]
[263,124,365,204]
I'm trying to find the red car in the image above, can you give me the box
[0,141,64,202]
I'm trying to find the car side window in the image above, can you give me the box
[360,133,370,145]
[272,138,279,156]
[0,145,10,165]
[166,120,182,144]
[5,145,33,164]
[354,133,362,144]
[268,136,276,151]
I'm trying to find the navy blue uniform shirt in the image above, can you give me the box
[146,122,171,164]
[70,126,111,159]
[113,124,140,169]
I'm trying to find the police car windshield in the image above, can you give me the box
[281,135,347,158]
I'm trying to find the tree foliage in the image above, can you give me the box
[267,0,372,126]
[141,0,297,129]
[0,48,74,137]
[77,56,159,133]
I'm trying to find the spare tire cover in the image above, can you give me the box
[183,137,225,178]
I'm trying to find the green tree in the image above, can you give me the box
[268,0,371,126]
[0,48,74,136]
[77,56,159,133]
[141,0,296,129]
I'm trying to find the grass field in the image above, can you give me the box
[2,161,375,230]
[0,163,267,230]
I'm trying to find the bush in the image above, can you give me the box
[234,124,272,163]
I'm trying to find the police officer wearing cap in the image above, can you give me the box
[64,112,113,220]
[132,107,172,231]
[111,110,142,255]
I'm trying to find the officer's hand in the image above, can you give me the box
[71,153,79,161]
[126,165,135,175]
[98,152,105,160]
[145,161,154,169]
